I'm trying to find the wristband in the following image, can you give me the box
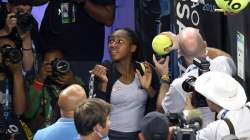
[33,80,44,90]
[22,48,33,51]
[160,74,170,84]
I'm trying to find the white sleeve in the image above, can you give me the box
[161,77,187,113]
[196,120,230,140]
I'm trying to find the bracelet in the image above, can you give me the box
[33,80,44,90]
[160,74,170,84]
[22,48,33,51]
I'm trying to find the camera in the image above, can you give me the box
[167,112,202,140]
[50,58,70,79]
[181,57,210,108]
[193,57,210,76]
[11,12,33,33]
[0,44,22,64]
[182,57,210,92]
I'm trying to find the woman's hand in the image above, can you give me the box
[136,61,152,90]
[90,64,108,92]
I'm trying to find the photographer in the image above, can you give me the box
[33,0,115,86]
[155,27,233,112]
[23,49,84,134]
[0,38,27,139]
[194,71,250,139]
[0,0,39,71]
[157,55,236,128]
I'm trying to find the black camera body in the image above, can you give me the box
[11,12,33,33]
[172,128,196,140]
[193,57,210,76]
[50,58,70,80]
[182,57,210,92]
[167,113,201,140]
[0,44,22,64]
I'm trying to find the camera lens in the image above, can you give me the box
[16,12,33,32]
[0,45,22,64]
[55,60,70,74]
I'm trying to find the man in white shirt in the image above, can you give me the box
[160,55,235,127]
[155,27,232,111]
[195,71,250,140]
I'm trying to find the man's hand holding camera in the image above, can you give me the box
[56,70,80,85]
[36,61,81,86]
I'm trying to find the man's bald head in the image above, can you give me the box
[58,84,87,117]
[178,27,206,58]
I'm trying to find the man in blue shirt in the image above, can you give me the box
[33,84,87,140]
[74,98,111,140]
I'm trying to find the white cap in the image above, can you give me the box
[195,71,247,110]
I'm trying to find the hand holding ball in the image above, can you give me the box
[152,34,173,56]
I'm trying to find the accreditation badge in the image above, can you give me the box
[60,2,76,24]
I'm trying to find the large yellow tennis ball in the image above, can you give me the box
[152,34,173,56]
[215,0,249,13]
[215,0,228,10]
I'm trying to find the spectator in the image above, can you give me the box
[23,49,84,133]
[195,71,250,139]
[33,84,87,140]
[33,0,115,84]
[138,111,169,140]
[0,38,27,139]
[74,98,111,140]
[91,28,160,140]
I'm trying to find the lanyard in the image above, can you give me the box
[4,78,11,120]
[89,74,95,98]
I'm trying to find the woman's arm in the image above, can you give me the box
[80,0,115,26]
[33,0,50,6]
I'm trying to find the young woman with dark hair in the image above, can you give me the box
[91,28,159,140]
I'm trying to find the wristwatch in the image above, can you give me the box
[160,74,170,84]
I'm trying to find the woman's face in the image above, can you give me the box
[108,30,136,61]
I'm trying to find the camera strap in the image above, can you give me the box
[246,105,250,110]
[222,105,250,138]
[223,118,235,135]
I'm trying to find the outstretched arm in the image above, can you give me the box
[83,0,115,26]
[32,0,50,6]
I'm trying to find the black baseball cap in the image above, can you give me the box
[140,112,169,140]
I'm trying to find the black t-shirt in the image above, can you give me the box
[39,0,115,61]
